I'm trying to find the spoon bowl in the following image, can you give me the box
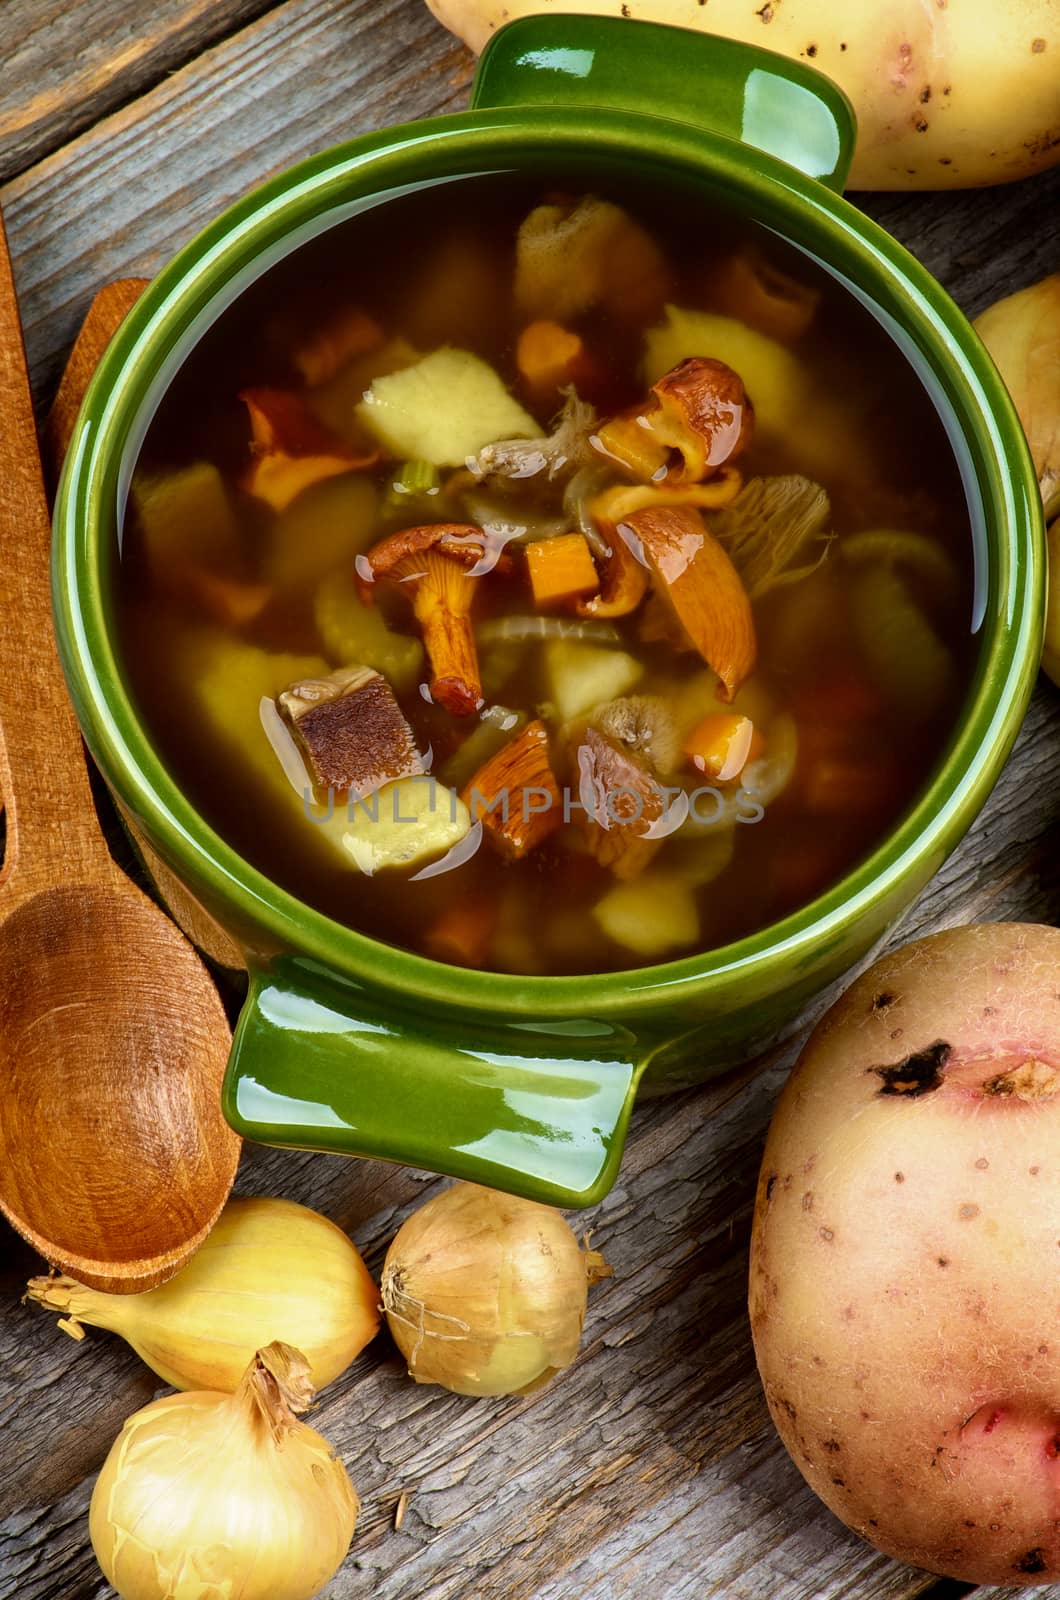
[0,885,235,1289]
[0,217,239,1294]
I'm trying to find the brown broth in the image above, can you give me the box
[116,171,976,975]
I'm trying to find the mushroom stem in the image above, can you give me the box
[416,595,481,715]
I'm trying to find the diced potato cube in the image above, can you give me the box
[356,348,539,467]
[594,872,700,958]
[342,777,470,874]
[643,307,808,440]
[130,462,240,577]
[263,473,378,591]
[544,640,643,722]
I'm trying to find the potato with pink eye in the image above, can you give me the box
[749,923,1060,1586]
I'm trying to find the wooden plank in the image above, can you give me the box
[0,1053,945,1600]
[0,0,475,415]
[2,1,1060,1596]
[0,0,285,185]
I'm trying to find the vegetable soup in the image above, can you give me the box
[116,173,974,974]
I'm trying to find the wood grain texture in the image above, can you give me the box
[0,0,475,416]
[42,279,248,970]
[0,1061,944,1600]
[42,277,149,487]
[1,0,1059,1592]
[0,0,285,185]
[0,223,238,1292]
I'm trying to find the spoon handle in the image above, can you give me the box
[0,210,116,900]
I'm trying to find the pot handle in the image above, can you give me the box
[222,957,647,1207]
[470,15,856,193]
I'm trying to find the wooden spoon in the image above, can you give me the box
[44,277,246,973]
[0,216,240,1293]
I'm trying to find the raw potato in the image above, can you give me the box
[749,923,1060,1585]
[426,0,1060,190]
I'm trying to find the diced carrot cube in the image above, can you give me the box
[684,712,755,782]
[425,897,497,968]
[525,532,600,608]
[516,320,595,403]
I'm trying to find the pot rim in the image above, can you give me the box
[53,106,1044,1019]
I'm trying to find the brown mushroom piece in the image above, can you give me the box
[570,724,665,880]
[462,719,562,860]
[240,387,379,513]
[357,524,503,716]
[624,504,757,702]
[593,357,754,485]
[278,664,423,797]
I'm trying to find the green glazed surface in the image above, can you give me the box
[52,18,1044,1206]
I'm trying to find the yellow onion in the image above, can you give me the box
[26,1196,378,1392]
[91,1341,357,1600]
[381,1181,611,1397]
[973,273,1060,517]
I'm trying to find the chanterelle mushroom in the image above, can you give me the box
[357,523,504,715]
[579,475,743,620]
[240,387,378,512]
[624,503,757,701]
[593,357,754,485]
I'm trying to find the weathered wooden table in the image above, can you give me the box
[1,4,1058,1596]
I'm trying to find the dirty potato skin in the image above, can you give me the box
[749,923,1060,1584]
[428,0,1060,190]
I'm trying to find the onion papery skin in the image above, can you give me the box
[90,1344,358,1600]
[382,1182,609,1397]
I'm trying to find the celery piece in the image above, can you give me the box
[594,871,700,957]
[263,473,378,592]
[342,777,470,874]
[849,565,957,722]
[356,348,539,467]
[544,640,643,723]
[314,570,424,692]
[840,529,959,596]
[380,459,444,521]
[130,462,240,576]
[438,707,526,789]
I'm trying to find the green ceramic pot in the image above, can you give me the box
[53,17,1043,1208]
